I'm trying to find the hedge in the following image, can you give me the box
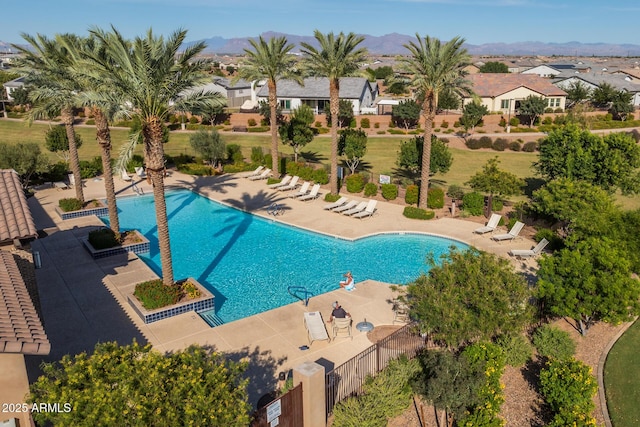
[405,185,419,205]
[462,192,484,216]
[427,188,444,209]
[403,206,435,220]
[58,198,83,212]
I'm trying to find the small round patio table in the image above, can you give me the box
[356,319,374,332]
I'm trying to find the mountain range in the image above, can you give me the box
[186,32,640,56]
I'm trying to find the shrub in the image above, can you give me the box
[250,147,264,164]
[544,107,554,114]
[446,184,465,201]
[553,115,566,125]
[346,173,366,193]
[453,120,461,127]
[405,185,419,205]
[324,193,341,202]
[189,116,199,124]
[496,333,533,367]
[287,162,315,180]
[85,119,95,125]
[311,168,329,185]
[381,183,398,200]
[509,141,522,151]
[533,324,576,361]
[509,117,520,127]
[134,279,182,310]
[247,126,270,133]
[226,144,243,163]
[317,127,330,134]
[364,182,378,197]
[315,121,322,128]
[492,138,509,151]
[441,120,449,128]
[387,128,406,135]
[427,188,444,209]
[542,116,553,125]
[522,141,538,152]
[178,163,215,176]
[266,177,281,185]
[247,118,257,127]
[88,228,119,250]
[223,163,254,173]
[58,198,83,212]
[465,138,482,149]
[540,358,597,416]
[403,206,435,220]
[478,136,493,148]
[79,157,103,179]
[374,122,380,129]
[360,117,370,128]
[492,198,503,212]
[462,192,484,216]
[554,108,564,113]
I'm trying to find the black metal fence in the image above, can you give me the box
[325,322,435,416]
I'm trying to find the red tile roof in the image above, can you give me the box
[468,73,567,97]
[0,251,50,355]
[0,170,38,243]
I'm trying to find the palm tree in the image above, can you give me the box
[235,35,301,175]
[400,35,471,209]
[13,33,85,203]
[86,27,223,286]
[300,31,368,195]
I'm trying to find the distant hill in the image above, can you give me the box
[185,32,640,56]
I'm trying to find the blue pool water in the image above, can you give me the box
[101,189,466,323]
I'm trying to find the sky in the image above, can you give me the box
[3,0,640,46]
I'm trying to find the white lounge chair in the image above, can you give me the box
[121,170,132,182]
[134,166,146,179]
[492,221,525,242]
[248,168,271,181]
[353,200,377,219]
[323,197,349,210]
[242,165,264,178]
[278,176,300,191]
[303,311,330,345]
[342,201,368,216]
[332,200,359,213]
[474,213,502,234]
[289,181,311,198]
[509,238,549,258]
[267,175,291,189]
[298,184,321,201]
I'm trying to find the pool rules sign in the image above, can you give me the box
[266,399,281,426]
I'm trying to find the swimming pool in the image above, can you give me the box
[101,189,467,323]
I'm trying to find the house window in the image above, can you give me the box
[500,99,510,109]
[279,100,291,110]
[547,98,560,107]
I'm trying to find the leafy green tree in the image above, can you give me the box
[0,142,49,188]
[338,128,367,174]
[45,125,83,162]
[366,65,394,80]
[236,35,301,174]
[466,157,523,216]
[10,86,30,106]
[190,129,226,167]
[28,341,250,427]
[200,102,226,126]
[413,350,484,427]
[301,31,368,195]
[518,94,547,127]
[589,82,617,108]
[459,100,489,133]
[391,99,421,129]
[404,248,532,349]
[326,99,355,128]
[479,61,509,73]
[537,237,640,335]
[564,80,591,108]
[258,100,284,126]
[400,34,471,209]
[536,125,640,194]
[437,87,460,112]
[279,104,315,162]
[396,135,452,181]
[609,90,634,121]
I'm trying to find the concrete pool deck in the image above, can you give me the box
[24,171,539,405]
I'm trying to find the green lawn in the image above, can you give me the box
[604,319,640,427]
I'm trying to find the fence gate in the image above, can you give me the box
[251,383,303,427]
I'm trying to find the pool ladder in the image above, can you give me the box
[288,286,314,306]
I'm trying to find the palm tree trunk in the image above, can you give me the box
[62,106,84,204]
[144,116,174,286]
[329,79,340,195]
[419,94,437,209]
[94,108,120,234]
[268,80,280,174]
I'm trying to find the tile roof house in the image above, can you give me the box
[0,170,38,246]
[256,77,377,115]
[464,73,567,113]
[554,72,640,107]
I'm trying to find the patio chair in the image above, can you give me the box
[352,200,377,219]
[332,200,359,213]
[288,181,310,198]
[267,175,291,189]
[242,165,264,178]
[323,197,349,210]
[134,166,147,179]
[278,176,300,191]
[392,301,410,324]
[492,221,525,242]
[121,169,132,182]
[248,168,271,181]
[332,317,353,340]
[342,201,368,216]
[303,311,330,345]
[509,238,549,258]
[473,213,501,234]
[297,183,321,201]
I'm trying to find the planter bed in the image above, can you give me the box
[82,230,150,259]
[56,204,109,220]
[127,278,214,324]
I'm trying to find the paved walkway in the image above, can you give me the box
[25,171,539,405]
